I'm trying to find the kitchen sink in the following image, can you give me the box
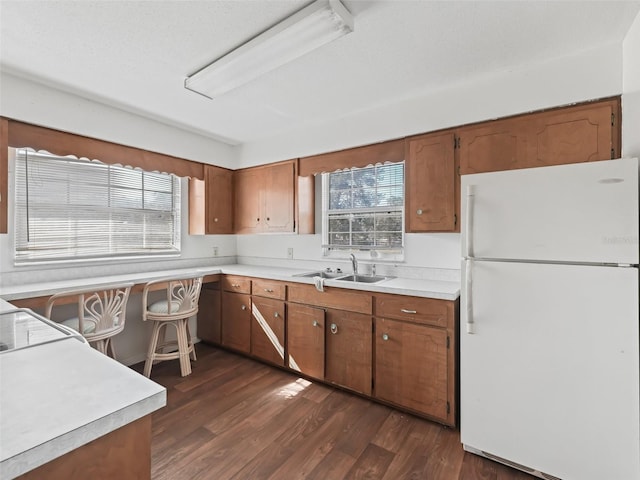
[293,271,345,279]
[334,274,390,283]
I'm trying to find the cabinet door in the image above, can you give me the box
[205,165,233,234]
[405,132,456,232]
[375,318,451,424]
[458,119,526,174]
[325,309,372,396]
[287,304,325,380]
[197,283,221,344]
[251,297,285,366]
[234,168,262,234]
[263,162,295,233]
[525,101,616,167]
[221,291,251,353]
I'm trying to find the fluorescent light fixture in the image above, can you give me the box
[185,0,354,98]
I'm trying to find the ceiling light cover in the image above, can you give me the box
[185,0,354,99]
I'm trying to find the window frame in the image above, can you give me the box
[13,148,182,265]
[321,161,405,261]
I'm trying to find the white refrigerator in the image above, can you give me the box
[460,157,640,480]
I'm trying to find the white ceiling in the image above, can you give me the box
[1,0,639,148]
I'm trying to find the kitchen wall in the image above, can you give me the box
[623,10,640,159]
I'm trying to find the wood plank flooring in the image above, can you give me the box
[134,343,536,480]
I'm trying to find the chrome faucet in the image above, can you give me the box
[349,253,358,276]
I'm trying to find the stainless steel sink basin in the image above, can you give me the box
[294,271,345,279]
[334,274,390,284]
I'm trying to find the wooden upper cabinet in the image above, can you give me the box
[263,161,295,232]
[405,132,456,233]
[234,160,295,234]
[205,165,233,234]
[234,167,263,234]
[459,98,620,175]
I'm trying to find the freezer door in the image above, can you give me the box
[460,260,640,480]
[461,158,639,264]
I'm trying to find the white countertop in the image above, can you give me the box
[0,304,166,479]
[0,264,460,302]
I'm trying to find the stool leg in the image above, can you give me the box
[186,321,197,362]
[177,318,192,377]
[144,321,161,378]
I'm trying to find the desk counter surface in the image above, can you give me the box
[0,302,166,479]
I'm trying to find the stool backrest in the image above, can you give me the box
[45,283,134,339]
[142,276,203,321]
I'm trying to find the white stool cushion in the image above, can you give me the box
[61,317,98,334]
[148,300,183,314]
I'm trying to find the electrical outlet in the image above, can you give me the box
[213,246,219,257]
[287,247,294,259]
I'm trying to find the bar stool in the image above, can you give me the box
[44,282,134,359]
[142,275,203,377]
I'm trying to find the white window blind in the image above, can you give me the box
[15,149,181,263]
[323,162,404,251]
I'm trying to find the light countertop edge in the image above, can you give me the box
[1,264,460,301]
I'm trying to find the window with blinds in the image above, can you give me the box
[14,149,181,263]
[322,162,404,253]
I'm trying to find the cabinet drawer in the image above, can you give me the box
[252,278,286,300]
[222,275,251,294]
[288,284,372,315]
[375,293,452,328]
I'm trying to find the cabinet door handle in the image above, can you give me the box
[330,323,338,335]
[241,305,247,310]
[382,333,389,341]
[416,209,423,215]
[401,309,417,314]
[274,312,280,318]
[312,320,319,327]
[214,218,219,222]
[264,288,274,293]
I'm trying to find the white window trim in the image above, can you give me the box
[321,163,405,262]
[13,148,181,265]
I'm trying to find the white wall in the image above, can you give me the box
[237,42,623,167]
[623,11,640,158]
[0,72,237,168]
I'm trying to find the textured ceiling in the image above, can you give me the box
[1,0,639,146]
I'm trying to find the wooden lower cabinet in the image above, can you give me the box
[287,303,325,380]
[325,309,372,396]
[375,318,453,425]
[251,297,285,366]
[221,291,251,353]
[197,282,221,344]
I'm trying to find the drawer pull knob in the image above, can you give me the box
[382,334,389,341]
[241,305,247,311]
[232,284,240,288]
[401,309,417,314]
[330,323,338,335]
[264,288,274,293]
[312,320,319,327]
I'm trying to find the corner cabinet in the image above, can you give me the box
[405,132,457,233]
[234,161,295,234]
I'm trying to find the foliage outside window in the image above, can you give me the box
[322,162,404,256]
[14,148,181,263]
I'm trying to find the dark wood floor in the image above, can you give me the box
[135,343,535,480]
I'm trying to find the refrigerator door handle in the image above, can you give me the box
[465,258,474,334]
[465,184,476,258]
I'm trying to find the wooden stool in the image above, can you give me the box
[142,276,203,377]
